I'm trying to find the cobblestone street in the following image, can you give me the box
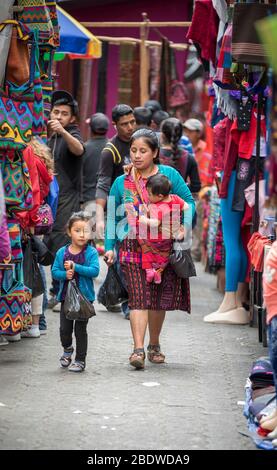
[0,261,265,450]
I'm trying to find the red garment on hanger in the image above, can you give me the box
[16,146,52,229]
[213,117,238,198]
[231,108,266,160]
[186,0,219,67]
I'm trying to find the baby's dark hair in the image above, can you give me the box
[66,211,91,231]
[146,174,172,196]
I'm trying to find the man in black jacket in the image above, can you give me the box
[45,90,84,304]
[95,104,135,319]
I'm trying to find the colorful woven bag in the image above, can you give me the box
[45,1,60,47]
[0,92,33,149]
[17,0,55,45]
[0,150,33,212]
[0,263,25,335]
[7,216,23,262]
[7,30,44,138]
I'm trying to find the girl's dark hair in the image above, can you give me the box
[130,128,160,163]
[146,174,172,196]
[66,211,91,231]
[161,118,183,164]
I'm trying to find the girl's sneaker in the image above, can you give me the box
[60,347,74,368]
[68,361,85,373]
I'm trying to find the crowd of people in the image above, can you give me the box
[1,91,211,373]
[1,84,277,447]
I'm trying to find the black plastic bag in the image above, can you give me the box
[97,264,128,308]
[64,279,96,321]
[23,239,44,297]
[169,243,196,279]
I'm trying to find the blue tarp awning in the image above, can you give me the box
[56,6,101,58]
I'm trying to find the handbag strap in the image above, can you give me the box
[0,19,29,41]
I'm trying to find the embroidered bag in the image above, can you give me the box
[0,150,33,212]
[7,30,44,137]
[45,1,60,47]
[0,263,25,335]
[17,0,55,46]
[169,80,189,108]
[0,92,33,149]
[34,203,54,235]
[7,216,23,262]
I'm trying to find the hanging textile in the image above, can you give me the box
[149,46,161,101]
[186,0,219,68]
[159,38,171,110]
[232,2,277,66]
[130,44,140,109]
[96,41,109,114]
[118,43,137,106]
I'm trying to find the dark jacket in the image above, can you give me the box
[82,136,108,202]
[95,135,131,202]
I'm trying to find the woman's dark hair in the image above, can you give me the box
[161,117,183,163]
[66,211,91,231]
[130,128,160,163]
[112,104,133,123]
[146,174,172,196]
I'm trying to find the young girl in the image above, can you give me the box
[138,173,188,284]
[52,212,99,372]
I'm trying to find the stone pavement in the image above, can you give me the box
[0,260,265,450]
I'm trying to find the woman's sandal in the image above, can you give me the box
[129,348,145,369]
[147,344,165,364]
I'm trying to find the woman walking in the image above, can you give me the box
[159,117,201,194]
[104,128,195,369]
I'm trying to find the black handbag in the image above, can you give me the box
[64,279,96,321]
[169,242,196,279]
[23,238,44,298]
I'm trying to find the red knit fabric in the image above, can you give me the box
[247,232,271,273]
[186,0,219,67]
[231,109,266,160]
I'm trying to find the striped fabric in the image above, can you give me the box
[231,2,277,65]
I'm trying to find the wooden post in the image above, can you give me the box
[140,13,149,105]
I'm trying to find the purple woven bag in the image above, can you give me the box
[34,203,53,235]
